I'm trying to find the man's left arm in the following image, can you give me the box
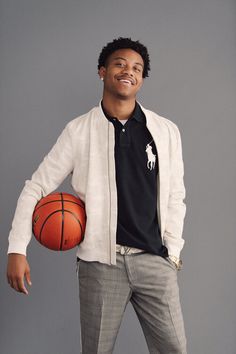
[163,123,187,261]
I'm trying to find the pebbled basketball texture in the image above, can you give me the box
[32,192,86,251]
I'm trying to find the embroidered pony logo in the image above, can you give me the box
[145,140,156,170]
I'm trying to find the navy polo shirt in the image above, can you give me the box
[101,100,168,257]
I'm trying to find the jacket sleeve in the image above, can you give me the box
[163,123,187,258]
[7,122,74,256]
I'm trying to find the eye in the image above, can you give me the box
[115,62,125,67]
[134,67,141,73]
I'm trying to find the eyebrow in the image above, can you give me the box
[112,56,144,68]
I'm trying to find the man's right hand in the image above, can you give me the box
[7,253,32,295]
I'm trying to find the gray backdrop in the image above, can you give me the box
[1,0,236,353]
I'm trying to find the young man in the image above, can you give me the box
[7,37,187,353]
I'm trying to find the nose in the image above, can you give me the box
[121,65,134,77]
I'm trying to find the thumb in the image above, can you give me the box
[25,269,32,286]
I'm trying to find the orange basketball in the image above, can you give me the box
[32,192,86,251]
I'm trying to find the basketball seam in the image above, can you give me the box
[34,199,85,212]
[37,210,84,250]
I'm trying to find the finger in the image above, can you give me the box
[17,278,29,295]
[8,276,21,292]
[8,278,14,289]
[12,279,21,292]
[25,270,32,286]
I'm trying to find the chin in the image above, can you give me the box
[115,91,135,100]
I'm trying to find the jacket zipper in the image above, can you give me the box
[157,172,162,239]
[107,121,112,265]
[146,126,162,240]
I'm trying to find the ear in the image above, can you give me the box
[98,66,106,80]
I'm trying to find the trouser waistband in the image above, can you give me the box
[116,244,146,255]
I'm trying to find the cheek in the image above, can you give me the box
[107,67,120,76]
[107,72,119,82]
[136,79,143,89]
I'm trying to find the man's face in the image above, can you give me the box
[98,48,144,100]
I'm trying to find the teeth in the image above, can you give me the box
[119,79,132,85]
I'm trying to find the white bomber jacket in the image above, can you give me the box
[8,101,186,265]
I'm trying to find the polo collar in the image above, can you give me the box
[101,100,145,124]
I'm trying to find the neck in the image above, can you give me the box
[102,94,136,120]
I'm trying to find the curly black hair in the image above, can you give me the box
[97,37,150,78]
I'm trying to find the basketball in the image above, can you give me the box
[32,192,86,251]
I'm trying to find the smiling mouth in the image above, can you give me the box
[117,79,134,86]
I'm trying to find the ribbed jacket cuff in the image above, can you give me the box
[7,241,27,256]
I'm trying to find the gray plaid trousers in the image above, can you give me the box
[76,251,187,354]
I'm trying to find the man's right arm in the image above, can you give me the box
[7,121,75,294]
